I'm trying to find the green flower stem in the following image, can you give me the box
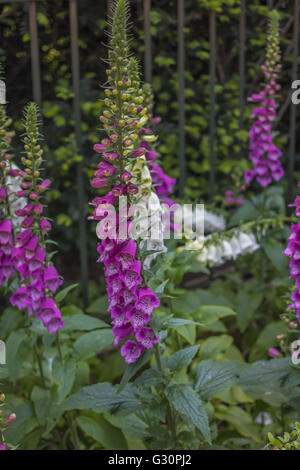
[56,331,64,366]
[66,412,80,450]
[34,343,46,388]
[154,343,177,446]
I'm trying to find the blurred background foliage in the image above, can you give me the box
[0,0,298,283]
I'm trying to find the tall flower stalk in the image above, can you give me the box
[0,67,24,286]
[283,185,300,324]
[10,103,64,334]
[244,10,283,187]
[90,0,161,364]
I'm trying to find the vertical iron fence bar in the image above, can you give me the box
[28,0,41,106]
[178,0,185,198]
[288,0,300,202]
[144,0,152,83]
[238,0,246,130]
[209,10,216,202]
[107,0,113,26]
[69,0,89,305]
[107,0,113,16]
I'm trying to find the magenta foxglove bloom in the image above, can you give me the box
[43,265,63,293]
[10,286,30,310]
[0,187,7,202]
[23,235,39,260]
[136,326,159,349]
[36,297,63,330]
[0,219,12,244]
[120,340,145,364]
[90,178,109,189]
[37,179,51,191]
[125,183,139,195]
[136,287,160,315]
[95,162,116,178]
[115,239,137,269]
[40,219,51,232]
[28,247,46,272]
[112,324,134,345]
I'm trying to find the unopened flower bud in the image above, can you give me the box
[5,413,16,427]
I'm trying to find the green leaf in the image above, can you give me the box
[236,289,263,332]
[166,318,202,328]
[165,384,211,444]
[199,335,233,360]
[86,296,109,314]
[215,405,262,443]
[239,358,294,387]
[72,329,113,361]
[135,368,166,388]
[0,307,22,339]
[0,365,8,379]
[63,314,110,332]
[55,283,78,303]
[262,239,288,273]
[76,415,127,449]
[31,386,51,425]
[174,324,196,345]
[52,357,76,402]
[154,279,169,295]
[118,350,152,393]
[192,305,236,325]
[4,402,39,445]
[194,359,243,400]
[168,345,199,371]
[249,321,288,361]
[104,413,149,441]
[6,329,27,382]
[228,200,260,226]
[62,383,140,415]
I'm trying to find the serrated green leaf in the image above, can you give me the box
[194,359,243,400]
[165,384,211,443]
[168,345,199,371]
[62,383,140,415]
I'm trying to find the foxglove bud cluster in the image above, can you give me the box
[90,0,161,363]
[10,103,64,334]
[244,10,283,187]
